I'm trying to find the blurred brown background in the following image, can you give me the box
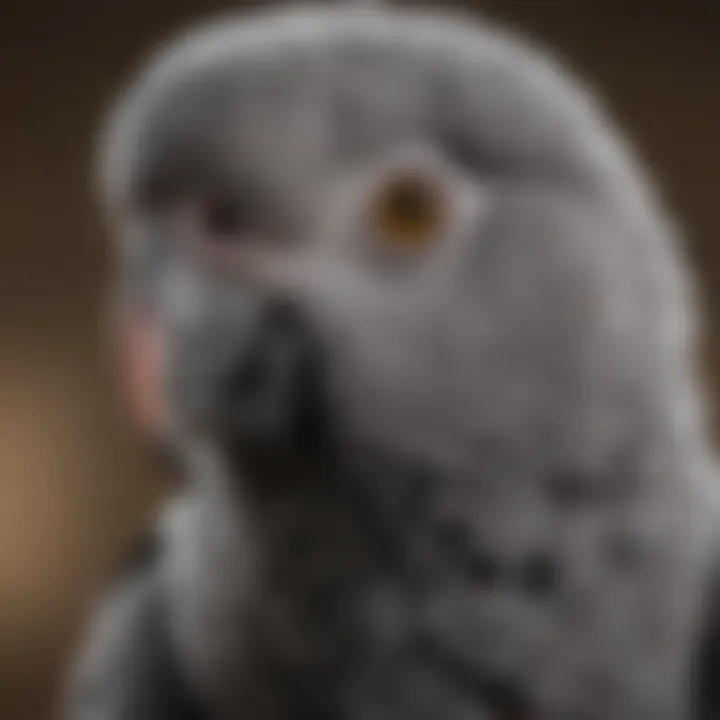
[0,0,717,718]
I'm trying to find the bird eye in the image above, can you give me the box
[171,194,250,256]
[202,194,244,238]
[369,172,446,250]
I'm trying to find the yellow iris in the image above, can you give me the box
[370,172,446,249]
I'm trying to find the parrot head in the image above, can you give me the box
[101,4,698,489]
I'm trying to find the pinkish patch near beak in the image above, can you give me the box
[118,317,166,435]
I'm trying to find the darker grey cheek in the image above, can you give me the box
[164,332,224,427]
[117,215,183,316]
[160,275,329,450]
[118,244,165,314]
[161,293,254,429]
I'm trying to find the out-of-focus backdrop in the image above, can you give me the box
[0,1,717,717]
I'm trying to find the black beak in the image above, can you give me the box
[217,298,326,452]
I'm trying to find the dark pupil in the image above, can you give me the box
[205,195,242,236]
[389,182,430,221]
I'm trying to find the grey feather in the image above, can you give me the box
[72,4,720,720]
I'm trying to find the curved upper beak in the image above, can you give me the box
[215,297,326,451]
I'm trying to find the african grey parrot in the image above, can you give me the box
[62,3,720,719]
